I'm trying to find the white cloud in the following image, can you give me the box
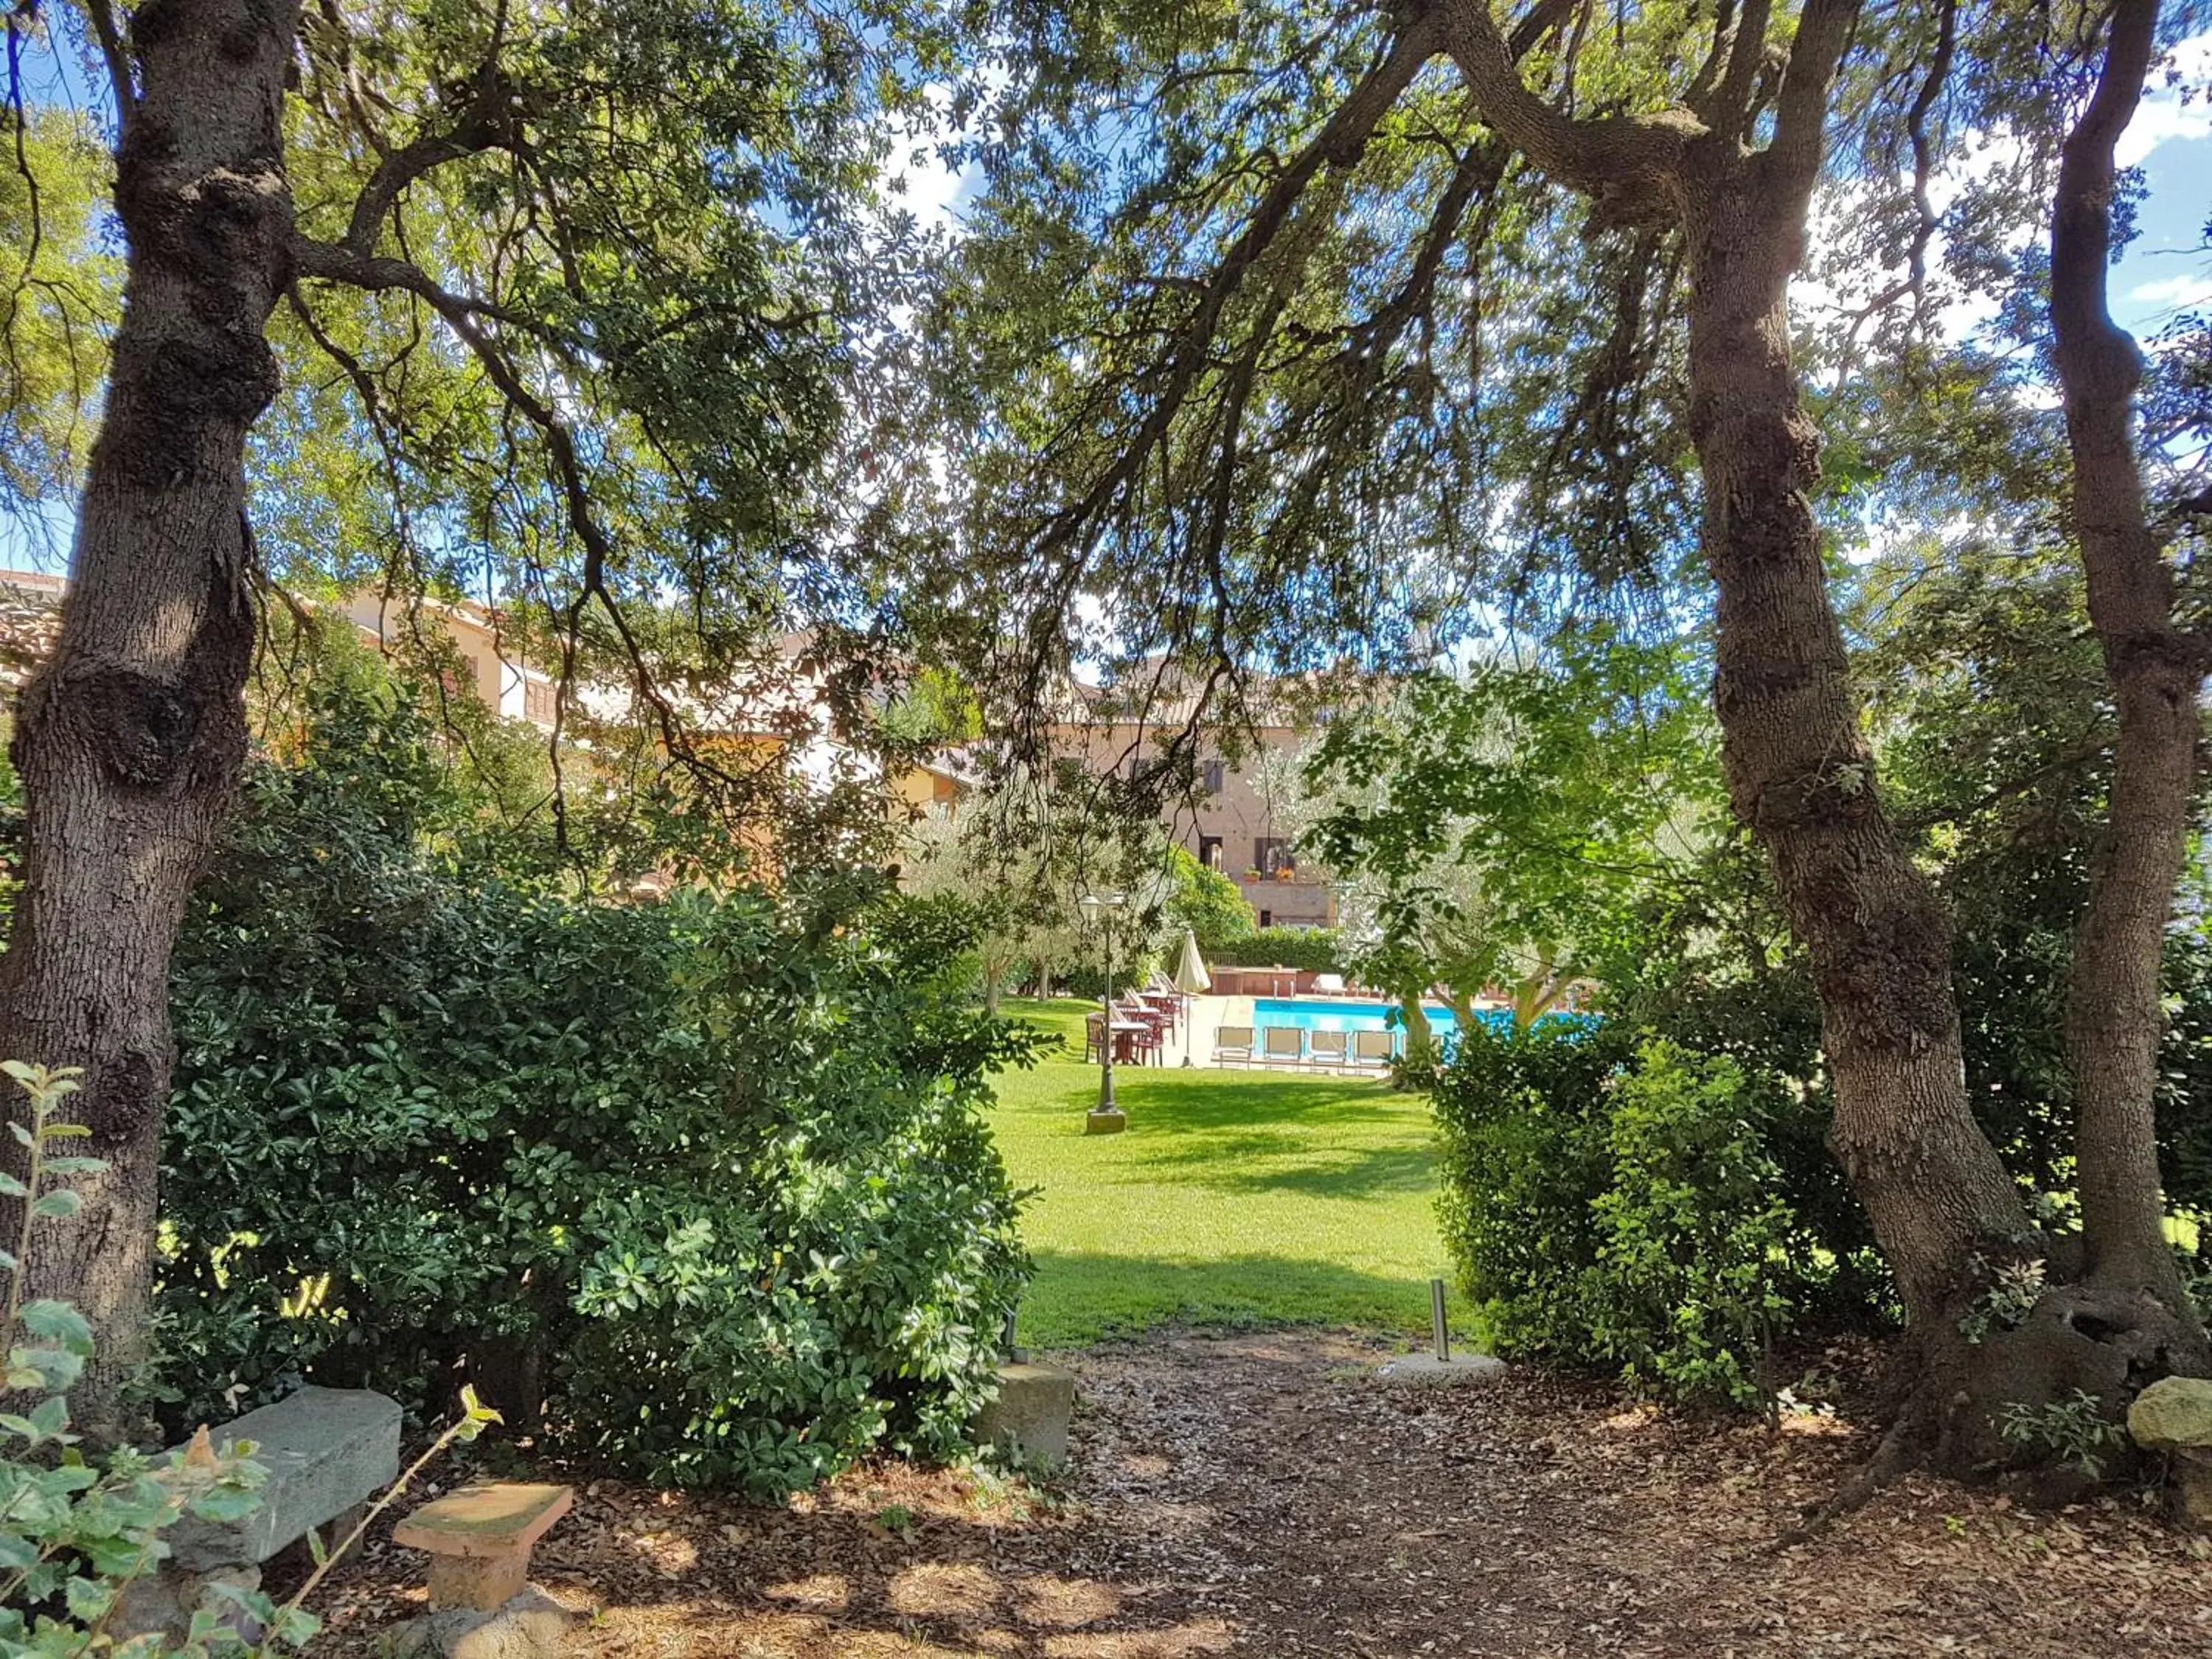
[2121,31,2212,164]
[2118,96,2211,166]
[2127,272,2212,310]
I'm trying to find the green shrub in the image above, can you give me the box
[1430,1018,1626,1357]
[1206,927,1342,973]
[1431,1021,1860,1408]
[158,681,1037,1495]
[1590,1043,1798,1403]
[1163,848,1252,952]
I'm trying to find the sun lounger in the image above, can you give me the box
[1260,1026,1307,1068]
[1309,1029,1349,1072]
[1352,1029,1397,1069]
[1212,1024,1254,1066]
[1312,973,1347,995]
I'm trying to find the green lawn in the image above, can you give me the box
[989,998,1453,1347]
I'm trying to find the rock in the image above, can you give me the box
[972,1361,1077,1464]
[164,1386,402,1573]
[387,1587,577,1659]
[2129,1377,2212,1528]
[114,1565,263,1646]
[1375,1352,1508,1389]
[2127,1377,2212,1451]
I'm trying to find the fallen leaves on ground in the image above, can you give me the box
[298,1331,2212,1656]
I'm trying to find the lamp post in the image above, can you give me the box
[1078,891,1128,1135]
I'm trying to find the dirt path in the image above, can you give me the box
[315,1331,2212,1657]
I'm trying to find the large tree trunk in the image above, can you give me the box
[1677,138,2030,1462]
[2048,0,2209,1369]
[0,0,298,1440]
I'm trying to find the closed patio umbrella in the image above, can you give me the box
[1172,928,1211,994]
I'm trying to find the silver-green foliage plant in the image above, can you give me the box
[0,1060,285,1658]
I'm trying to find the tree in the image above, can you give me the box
[2046,0,2208,1378]
[939,0,2211,1464]
[901,804,1047,1013]
[1163,844,1251,954]
[0,0,931,1433]
[1303,630,1704,1054]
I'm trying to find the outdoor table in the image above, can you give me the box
[1107,1019,1152,1064]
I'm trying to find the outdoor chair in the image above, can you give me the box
[1352,1029,1397,1070]
[1213,1024,1254,1066]
[1312,973,1347,995]
[1308,1029,1349,1072]
[1084,1012,1106,1064]
[1261,1026,1307,1068]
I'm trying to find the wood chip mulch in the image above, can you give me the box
[301,1329,2212,1657]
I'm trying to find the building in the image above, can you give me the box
[0,571,972,822]
[1051,669,1338,930]
[341,590,561,728]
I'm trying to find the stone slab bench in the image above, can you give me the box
[164,1385,403,1571]
[120,1385,401,1642]
[394,1481,574,1613]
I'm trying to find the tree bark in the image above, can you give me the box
[0,0,299,1439]
[1676,139,2028,1382]
[2050,0,2208,1314]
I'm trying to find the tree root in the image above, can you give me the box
[1761,1413,1923,1553]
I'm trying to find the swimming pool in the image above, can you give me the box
[1251,997,1496,1035]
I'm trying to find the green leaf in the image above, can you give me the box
[29,1190,80,1220]
[18,1301,93,1357]
[63,1575,112,1622]
[187,1485,264,1523]
[8,1346,81,1392]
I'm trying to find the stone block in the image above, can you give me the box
[165,1387,402,1573]
[1376,1352,1507,1389]
[388,1587,577,1659]
[2128,1376,2212,1451]
[972,1360,1077,1464]
[1083,1107,1127,1135]
[115,1564,262,1646]
[395,1482,574,1613]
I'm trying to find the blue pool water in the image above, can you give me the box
[1251,997,1509,1035]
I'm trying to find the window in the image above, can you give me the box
[1254,837,1295,875]
[1258,908,1273,928]
[1198,835,1223,869]
[523,676,557,726]
[1201,758,1225,795]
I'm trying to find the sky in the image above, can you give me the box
[4,22,2208,578]
[2112,36,2212,335]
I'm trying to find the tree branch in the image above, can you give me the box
[74,0,136,132]
[1034,13,1446,564]
[1429,0,1704,198]
[1761,0,1863,204]
[336,55,514,257]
